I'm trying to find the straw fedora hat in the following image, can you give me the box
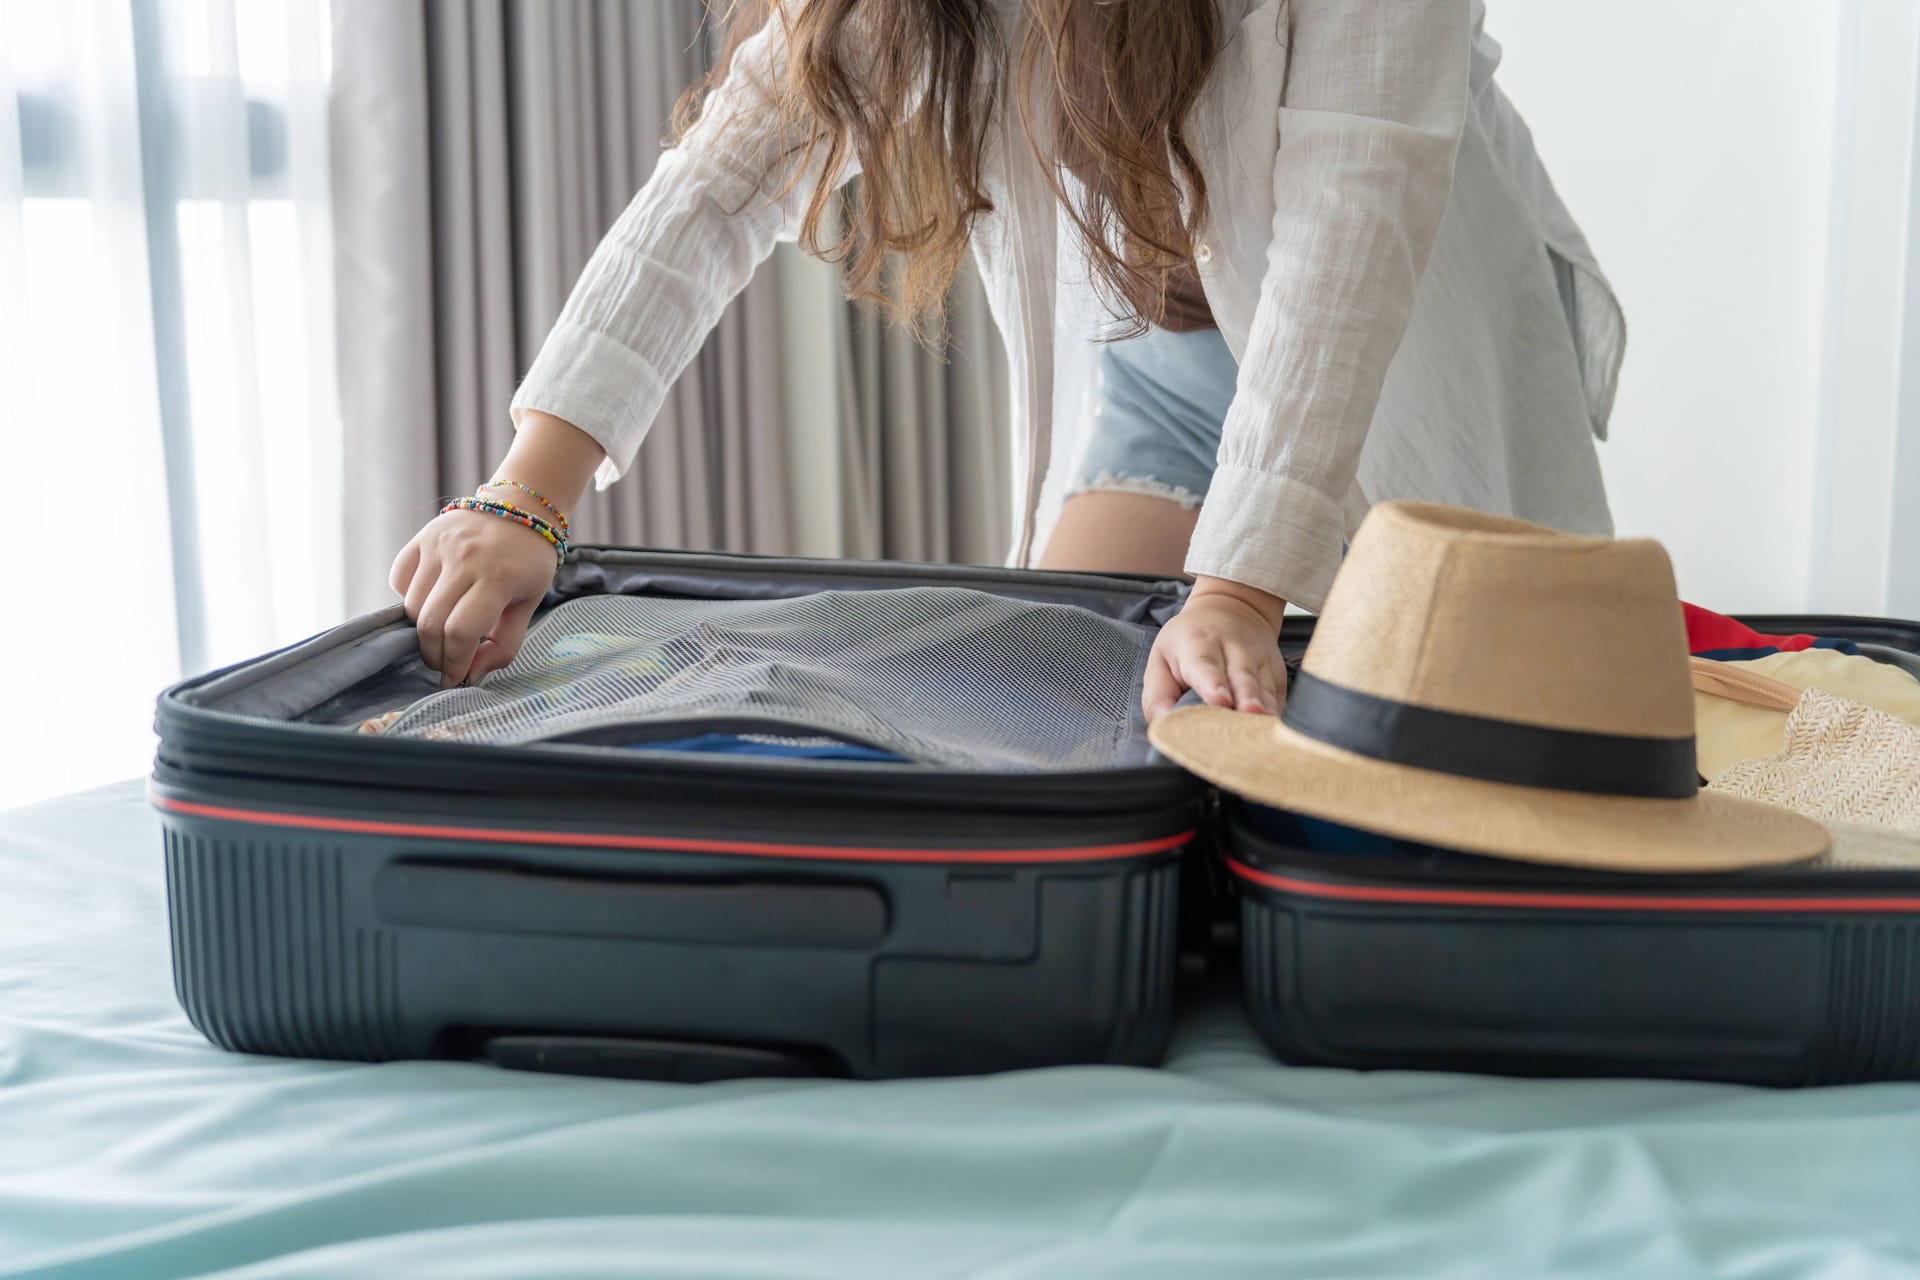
[1150,503,1831,872]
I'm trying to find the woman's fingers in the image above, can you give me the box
[413,571,470,679]
[1142,647,1181,723]
[438,585,511,690]
[397,505,564,682]
[469,597,541,683]
[389,537,423,599]
[402,558,443,674]
[402,553,439,624]
[1227,654,1270,715]
[1228,639,1288,716]
[1176,649,1234,709]
[1264,664,1288,713]
[1144,593,1290,725]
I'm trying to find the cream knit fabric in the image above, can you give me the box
[1693,648,1920,782]
[1710,688,1920,869]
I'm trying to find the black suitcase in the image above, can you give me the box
[1231,615,1920,1088]
[152,549,1204,1081]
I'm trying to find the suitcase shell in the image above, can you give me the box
[153,549,1203,1080]
[1233,615,1920,1087]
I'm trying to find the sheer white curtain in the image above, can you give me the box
[0,0,337,810]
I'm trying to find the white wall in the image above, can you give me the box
[1809,0,1920,618]
[1493,2,1844,611]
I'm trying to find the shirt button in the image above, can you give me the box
[1194,242,1213,266]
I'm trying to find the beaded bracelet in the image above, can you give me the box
[441,496,570,566]
[478,479,570,534]
[445,497,568,561]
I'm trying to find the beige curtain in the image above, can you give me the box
[843,267,1013,564]
[330,0,1011,614]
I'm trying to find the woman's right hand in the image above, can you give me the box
[393,409,606,688]
[390,508,559,689]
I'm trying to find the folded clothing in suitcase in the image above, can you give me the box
[1229,615,1920,1088]
[152,550,1207,1080]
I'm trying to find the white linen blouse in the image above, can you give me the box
[509,0,1624,612]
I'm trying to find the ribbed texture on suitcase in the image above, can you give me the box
[1113,861,1180,1061]
[165,831,406,1060]
[1237,887,1920,1084]
[1816,921,1920,1084]
[1237,895,1290,1050]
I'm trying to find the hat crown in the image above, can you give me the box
[1302,503,1695,739]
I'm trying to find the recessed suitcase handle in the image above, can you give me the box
[373,861,888,949]
[482,1035,829,1082]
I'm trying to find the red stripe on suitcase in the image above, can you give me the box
[1227,857,1920,913]
[153,795,1193,864]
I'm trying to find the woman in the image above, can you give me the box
[391,0,1622,721]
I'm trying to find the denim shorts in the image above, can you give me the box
[1069,325,1239,509]
[1069,253,1583,509]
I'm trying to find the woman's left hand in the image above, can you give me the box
[1143,576,1289,723]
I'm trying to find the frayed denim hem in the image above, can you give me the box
[1067,470,1205,510]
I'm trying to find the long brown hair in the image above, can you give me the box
[676,0,1223,333]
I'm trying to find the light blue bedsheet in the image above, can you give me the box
[4,782,1919,1279]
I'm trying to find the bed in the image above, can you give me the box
[4,781,1919,1279]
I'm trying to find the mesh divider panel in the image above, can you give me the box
[385,588,1157,771]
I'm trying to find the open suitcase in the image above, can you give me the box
[157,549,1920,1088]
[152,549,1206,1081]
[1232,615,1920,1088]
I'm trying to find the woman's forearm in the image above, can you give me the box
[485,409,607,516]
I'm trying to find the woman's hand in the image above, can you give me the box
[390,510,559,689]
[390,409,604,689]
[1143,576,1288,723]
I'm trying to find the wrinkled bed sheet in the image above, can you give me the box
[3,782,1919,1279]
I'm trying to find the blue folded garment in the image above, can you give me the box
[619,733,911,763]
[1243,804,1451,857]
[1694,639,1861,663]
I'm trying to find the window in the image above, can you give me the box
[0,0,337,809]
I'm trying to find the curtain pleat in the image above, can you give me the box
[333,2,436,614]
[833,252,1012,565]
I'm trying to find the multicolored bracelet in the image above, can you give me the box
[441,496,570,566]
[478,479,570,534]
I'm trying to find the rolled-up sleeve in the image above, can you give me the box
[510,9,857,489]
[1185,0,1470,611]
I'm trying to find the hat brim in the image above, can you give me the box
[1150,706,1830,872]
